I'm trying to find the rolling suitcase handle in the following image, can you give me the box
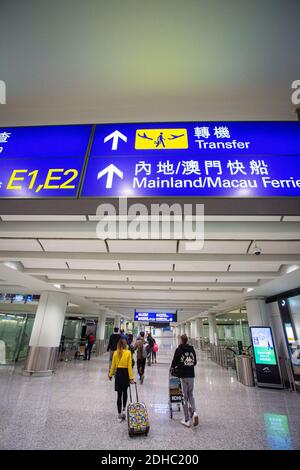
[129,381,139,403]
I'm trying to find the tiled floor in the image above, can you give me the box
[0,338,299,450]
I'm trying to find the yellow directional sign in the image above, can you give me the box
[135,128,188,150]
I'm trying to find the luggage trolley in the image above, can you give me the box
[169,369,184,419]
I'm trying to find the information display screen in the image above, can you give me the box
[251,327,277,365]
[250,326,282,388]
[134,311,177,322]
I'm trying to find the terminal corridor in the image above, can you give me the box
[0,338,299,450]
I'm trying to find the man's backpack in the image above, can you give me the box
[142,342,150,359]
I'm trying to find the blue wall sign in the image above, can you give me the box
[134,311,177,322]
[0,125,92,198]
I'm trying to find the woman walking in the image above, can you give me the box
[109,339,135,422]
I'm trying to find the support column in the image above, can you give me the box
[25,291,68,375]
[246,297,269,326]
[96,309,106,341]
[208,313,217,345]
[196,318,203,339]
[186,321,191,338]
[190,320,195,339]
[114,314,120,329]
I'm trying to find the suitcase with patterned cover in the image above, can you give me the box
[127,382,149,436]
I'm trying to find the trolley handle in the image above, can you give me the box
[129,381,139,403]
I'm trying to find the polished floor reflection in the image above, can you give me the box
[0,338,299,450]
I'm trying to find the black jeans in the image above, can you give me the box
[117,389,128,414]
[85,343,93,360]
[137,358,146,378]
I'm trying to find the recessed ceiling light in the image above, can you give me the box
[3,261,19,270]
[286,265,300,274]
[247,288,254,292]
[53,284,61,289]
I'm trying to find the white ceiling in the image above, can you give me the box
[0,216,299,322]
[0,0,299,125]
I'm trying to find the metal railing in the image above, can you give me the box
[279,356,297,392]
[59,338,109,362]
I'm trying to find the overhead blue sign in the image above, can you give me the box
[0,125,92,197]
[89,122,300,157]
[81,121,300,198]
[1,122,300,198]
[134,311,177,322]
[81,154,300,197]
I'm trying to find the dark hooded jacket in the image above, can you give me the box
[171,343,197,378]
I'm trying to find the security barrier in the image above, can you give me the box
[59,338,108,362]
[279,356,297,392]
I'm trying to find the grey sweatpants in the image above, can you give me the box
[181,377,196,421]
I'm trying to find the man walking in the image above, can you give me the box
[171,334,199,428]
[84,333,95,361]
[107,327,121,370]
[134,331,147,384]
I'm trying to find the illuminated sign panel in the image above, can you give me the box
[0,125,92,198]
[82,121,300,198]
[134,311,177,322]
[1,122,300,199]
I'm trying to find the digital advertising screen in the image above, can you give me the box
[250,326,282,388]
[251,326,277,365]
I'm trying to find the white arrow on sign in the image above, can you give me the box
[97,164,124,189]
[103,130,127,150]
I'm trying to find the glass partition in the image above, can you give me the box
[0,313,34,364]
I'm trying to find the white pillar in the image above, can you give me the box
[114,314,120,329]
[25,291,68,374]
[186,321,191,339]
[96,309,106,341]
[208,313,217,345]
[246,297,269,326]
[196,318,203,338]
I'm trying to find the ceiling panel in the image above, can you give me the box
[1,215,87,221]
[107,240,177,253]
[67,260,119,270]
[229,262,282,272]
[0,239,43,251]
[282,216,300,222]
[175,262,229,271]
[21,259,67,269]
[39,239,107,252]
[128,274,172,282]
[204,216,282,222]
[46,274,85,280]
[120,261,173,271]
[172,275,217,282]
[179,240,249,254]
[255,240,300,254]
[216,276,260,283]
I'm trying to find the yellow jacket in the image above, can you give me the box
[109,349,134,381]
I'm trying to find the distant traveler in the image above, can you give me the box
[109,339,134,423]
[171,334,199,428]
[84,333,95,361]
[107,327,121,369]
[127,333,135,367]
[134,332,148,384]
[147,332,156,366]
[120,329,128,344]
